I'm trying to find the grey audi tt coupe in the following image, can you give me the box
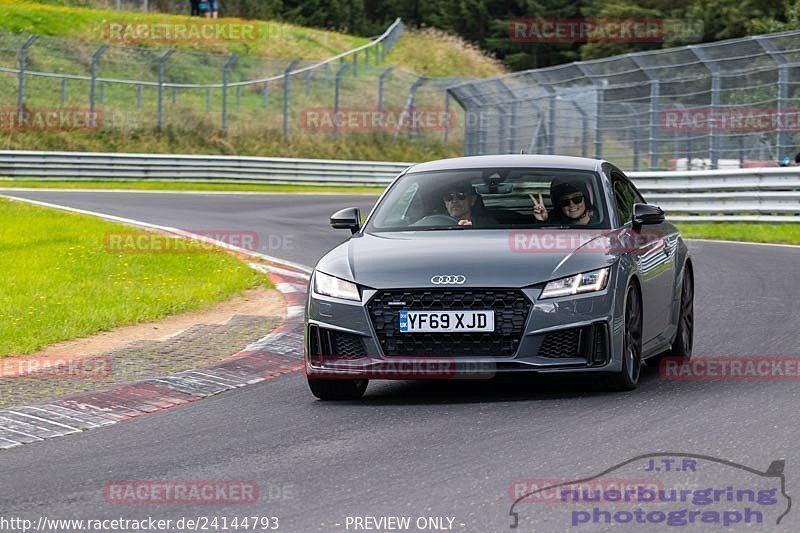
[304,155,694,400]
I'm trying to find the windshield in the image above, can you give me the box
[367,167,609,231]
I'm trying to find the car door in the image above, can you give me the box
[609,169,676,346]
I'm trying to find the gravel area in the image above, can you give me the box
[0,314,283,409]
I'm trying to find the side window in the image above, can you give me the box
[611,172,642,224]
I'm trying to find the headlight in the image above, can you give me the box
[313,271,360,301]
[541,267,610,299]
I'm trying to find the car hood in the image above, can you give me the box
[315,230,618,289]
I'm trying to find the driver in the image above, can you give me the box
[531,179,597,225]
[441,185,496,226]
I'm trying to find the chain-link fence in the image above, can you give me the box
[20,18,800,162]
[0,18,463,147]
[449,30,800,170]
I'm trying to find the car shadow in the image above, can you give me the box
[344,363,664,406]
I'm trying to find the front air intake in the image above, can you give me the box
[308,325,367,360]
[537,323,609,365]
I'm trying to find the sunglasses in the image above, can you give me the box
[558,194,585,207]
[442,192,468,202]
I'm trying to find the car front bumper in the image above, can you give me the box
[305,282,625,380]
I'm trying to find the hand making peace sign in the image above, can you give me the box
[530,192,548,222]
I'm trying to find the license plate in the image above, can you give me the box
[398,310,495,333]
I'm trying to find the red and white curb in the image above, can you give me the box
[0,267,308,451]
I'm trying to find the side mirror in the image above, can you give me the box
[632,203,665,229]
[330,207,361,234]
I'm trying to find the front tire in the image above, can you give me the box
[605,283,643,391]
[307,378,368,400]
[666,265,694,360]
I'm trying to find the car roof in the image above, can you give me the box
[406,154,605,174]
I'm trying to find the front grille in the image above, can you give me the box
[367,289,531,357]
[537,323,609,364]
[308,325,367,360]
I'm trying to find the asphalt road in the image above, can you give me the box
[1,191,377,266]
[2,190,800,532]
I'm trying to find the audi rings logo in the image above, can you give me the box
[430,275,466,285]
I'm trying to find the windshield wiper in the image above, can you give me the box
[415,226,467,231]
[534,225,579,229]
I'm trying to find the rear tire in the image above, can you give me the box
[307,378,368,400]
[666,265,694,360]
[605,283,643,391]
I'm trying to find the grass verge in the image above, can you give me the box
[0,197,269,357]
[0,129,460,162]
[677,223,800,246]
[385,28,506,78]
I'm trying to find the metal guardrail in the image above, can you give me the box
[1,151,798,221]
[0,151,411,185]
[629,167,800,221]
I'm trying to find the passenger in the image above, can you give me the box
[531,179,597,225]
[441,185,496,227]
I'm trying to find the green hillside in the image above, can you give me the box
[0,0,506,77]
[0,1,507,161]
[0,0,367,58]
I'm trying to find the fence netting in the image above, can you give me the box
[449,30,800,170]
